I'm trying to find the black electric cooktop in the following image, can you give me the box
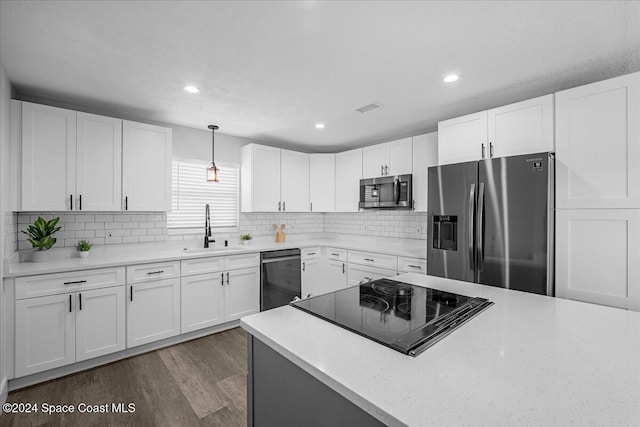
[290,278,493,356]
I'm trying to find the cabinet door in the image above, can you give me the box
[309,154,335,212]
[76,286,126,362]
[437,111,487,165]
[387,137,413,176]
[225,267,260,321]
[556,72,640,209]
[347,264,397,287]
[181,273,224,333]
[21,102,76,211]
[362,144,388,178]
[412,133,438,212]
[324,259,347,293]
[127,278,180,348]
[301,258,323,297]
[487,95,554,158]
[122,120,172,211]
[242,144,281,212]
[335,148,363,212]
[556,209,640,311]
[280,149,310,212]
[15,293,75,377]
[76,113,122,211]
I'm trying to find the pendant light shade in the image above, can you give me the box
[207,125,219,182]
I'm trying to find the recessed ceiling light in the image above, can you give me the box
[184,85,200,93]
[315,123,325,129]
[443,74,459,83]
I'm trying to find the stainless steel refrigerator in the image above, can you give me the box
[427,152,554,296]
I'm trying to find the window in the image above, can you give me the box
[168,158,239,230]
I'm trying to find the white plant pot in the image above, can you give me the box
[32,250,49,263]
[79,251,89,258]
[242,240,250,245]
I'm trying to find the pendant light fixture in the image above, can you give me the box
[207,124,219,182]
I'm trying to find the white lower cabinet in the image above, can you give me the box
[15,284,126,377]
[15,293,75,377]
[324,259,348,292]
[347,264,397,287]
[225,267,260,321]
[76,286,126,362]
[301,258,323,297]
[181,272,225,333]
[127,278,180,348]
[556,209,640,311]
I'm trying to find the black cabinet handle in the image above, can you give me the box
[70,194,73,211]
[64,280,87,285]
[130,286,133,302]
[364,258,375,262]
[146,270,164,275]
[342,263,345,274]
[69,294,72,312]
[226,272,230,285]
[283,201,286,211]
[408,264,421,269]
[308,252,316,256]
[331,253,339,257]
[79,293,82,310]
[489,142,494,158]
[79,194,82,211]
[302,262,305,272]
[481,143,486,159]
[125,196,128,211]
[221,272,224,286]
[278,201,281,211]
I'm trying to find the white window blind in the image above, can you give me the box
[168,159,239,229]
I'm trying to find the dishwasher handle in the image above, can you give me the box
[261,255,301,264]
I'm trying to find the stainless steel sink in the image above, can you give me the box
[180,247,241,255]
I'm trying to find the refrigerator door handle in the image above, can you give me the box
[468,183,475,270]
[477,182,485,272]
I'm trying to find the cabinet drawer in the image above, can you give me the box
[398,257,427,274]
[301,247,321,260]
[181,257,225,277]
[326,247,347,261]
[225,253,260,270]
[348,250,398,271]
[126,261,180,284]
[15,267,125,300]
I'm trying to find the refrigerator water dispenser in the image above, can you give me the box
[433,215,457,251]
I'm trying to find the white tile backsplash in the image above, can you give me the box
[13,210,427,252]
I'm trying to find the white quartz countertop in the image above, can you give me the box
[3,234,426,278]
[241,273,640,427]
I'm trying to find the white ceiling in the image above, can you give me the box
[1,1,639,152]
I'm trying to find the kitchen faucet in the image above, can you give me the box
[204,204,215,248]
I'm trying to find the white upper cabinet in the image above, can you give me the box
[21,102,76,211]
[387,138,413,176]
[280,149,310,212]
[309,153,335,212]
[438,111,487,165]
[362,138,413,178]
[76,112,122,211]
[438,95,555,165]
[241,144,310,212]
[412,132,438,212]
[555,72,640,209]
[122,120,172,212]
[241,144,281,212]
[488,94,554,158]
[335,148,363,212]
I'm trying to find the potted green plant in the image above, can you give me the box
[76,240,93,258]
[22,216,61,262]
[240,233,252,245]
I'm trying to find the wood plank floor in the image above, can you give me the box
[1,327,248,427]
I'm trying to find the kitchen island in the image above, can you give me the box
[241,273,640,426]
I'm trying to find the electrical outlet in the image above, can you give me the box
[105,232,114,242]
[415,225,422,234]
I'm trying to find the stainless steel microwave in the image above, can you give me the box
[359,174,413,209]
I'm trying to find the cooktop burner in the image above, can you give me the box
[291,278,493,356]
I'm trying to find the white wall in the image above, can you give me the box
[0,58,12,403]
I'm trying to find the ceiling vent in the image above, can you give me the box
[355,102,384,114]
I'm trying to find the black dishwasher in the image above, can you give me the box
[260,249,301,311]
